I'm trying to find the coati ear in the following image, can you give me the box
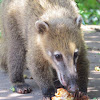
[75,15,82,28]
[35,20,49,34]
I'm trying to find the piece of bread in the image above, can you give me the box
[52,88,89,100]
[52,88,74,100]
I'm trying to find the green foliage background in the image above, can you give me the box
[0,0,2,3]
[0,0,100,25]
[75,0,100,25]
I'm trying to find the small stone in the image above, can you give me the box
[30,77,33,79]
[23,75,28,79]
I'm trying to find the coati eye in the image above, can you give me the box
[74,51,78,59]
[54,51,63,61]
[55,54,63,61]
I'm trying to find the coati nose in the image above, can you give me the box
[67,84,79,92]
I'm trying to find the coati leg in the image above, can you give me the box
[0,41,7,71]
[27,51,56,98]
[31,65,55,98]
[77,46,89,93]
[6,16,32,94]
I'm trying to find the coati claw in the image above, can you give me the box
[73,91,88,100]
[12,83,32,94]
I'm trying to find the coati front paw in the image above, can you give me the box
[42,86,56,99]
[12,83,32,94]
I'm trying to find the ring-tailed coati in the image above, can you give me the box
[0,0,89,99]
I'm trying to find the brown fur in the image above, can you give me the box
[0,4,7,71]
[0,0,89,98]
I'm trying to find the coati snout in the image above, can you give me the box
[47,50,79,92]
[67,77,79,92]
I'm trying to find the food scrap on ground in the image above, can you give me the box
[10,87,15,92]
[52,88,89,100]
[52,88,74,100]
[23,75,33,79]
[23,75,28,79]
[95,66,100,71]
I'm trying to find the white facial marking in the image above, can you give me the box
[74,49,78,72]
[75,49,78,53]
[54,51,61,55]
[74,65,77,72]
[47,51,52,56]
[37,35,41,43]
[57,71,67,86]
[75,49,78,62]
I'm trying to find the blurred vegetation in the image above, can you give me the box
[0,0,2,3]
[75,0,100,25]
[0,0,100,25]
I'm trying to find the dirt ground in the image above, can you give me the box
[0,25,100,100]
